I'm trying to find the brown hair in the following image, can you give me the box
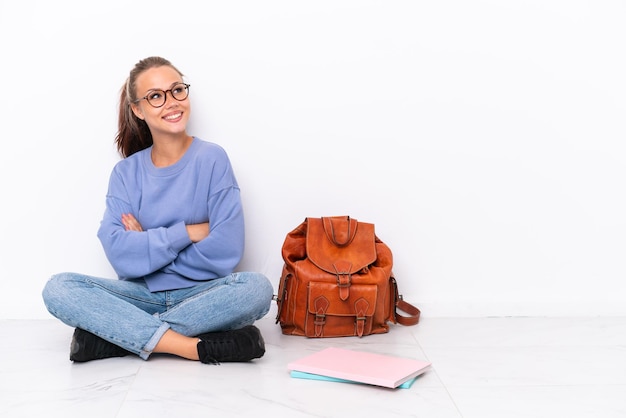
[115,56,185,158]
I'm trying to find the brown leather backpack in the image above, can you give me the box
[275,216,420,337]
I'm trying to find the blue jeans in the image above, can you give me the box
[42,272,273,360]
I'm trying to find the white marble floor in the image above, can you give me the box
[2,309,626,418]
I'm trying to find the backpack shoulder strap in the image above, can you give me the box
[390,277,421,326]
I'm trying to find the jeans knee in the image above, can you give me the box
[43,271,69,291]
[241,272,274,302]
[258,274,274,302]
[42,272,80,308]
[252,273,274,315]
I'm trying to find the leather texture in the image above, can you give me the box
[275,216,420,338]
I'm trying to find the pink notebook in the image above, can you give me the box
[287,347,431,389]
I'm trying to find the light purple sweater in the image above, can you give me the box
[97,137,245,291]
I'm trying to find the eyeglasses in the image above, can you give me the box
[133,83,191,108]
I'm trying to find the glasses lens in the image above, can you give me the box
[172,84,189,101]
[146,90,166,107]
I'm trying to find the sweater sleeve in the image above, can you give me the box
[162,184,245,280]
[97,169,193,280]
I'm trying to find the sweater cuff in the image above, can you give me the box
[167,221,192,254]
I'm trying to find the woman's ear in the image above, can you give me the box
[130,103,145,120]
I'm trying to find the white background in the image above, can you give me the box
[1,0,624,319]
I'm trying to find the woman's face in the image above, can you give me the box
[131,65,191,139]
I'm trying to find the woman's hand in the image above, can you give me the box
[121,213,143,232]
[186,222,210,243]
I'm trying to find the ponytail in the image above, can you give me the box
[115,78,152,158]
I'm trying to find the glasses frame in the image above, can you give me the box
[133,83,191,108]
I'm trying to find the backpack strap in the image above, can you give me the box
[390,277,421,326]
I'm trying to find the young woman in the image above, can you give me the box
[42,56,273,364]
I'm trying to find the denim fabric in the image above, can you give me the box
[42,272,273,360]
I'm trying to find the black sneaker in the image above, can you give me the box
[197,325,265,364]
[70,328,131,362]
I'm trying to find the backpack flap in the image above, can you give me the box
[306,216,377,276]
